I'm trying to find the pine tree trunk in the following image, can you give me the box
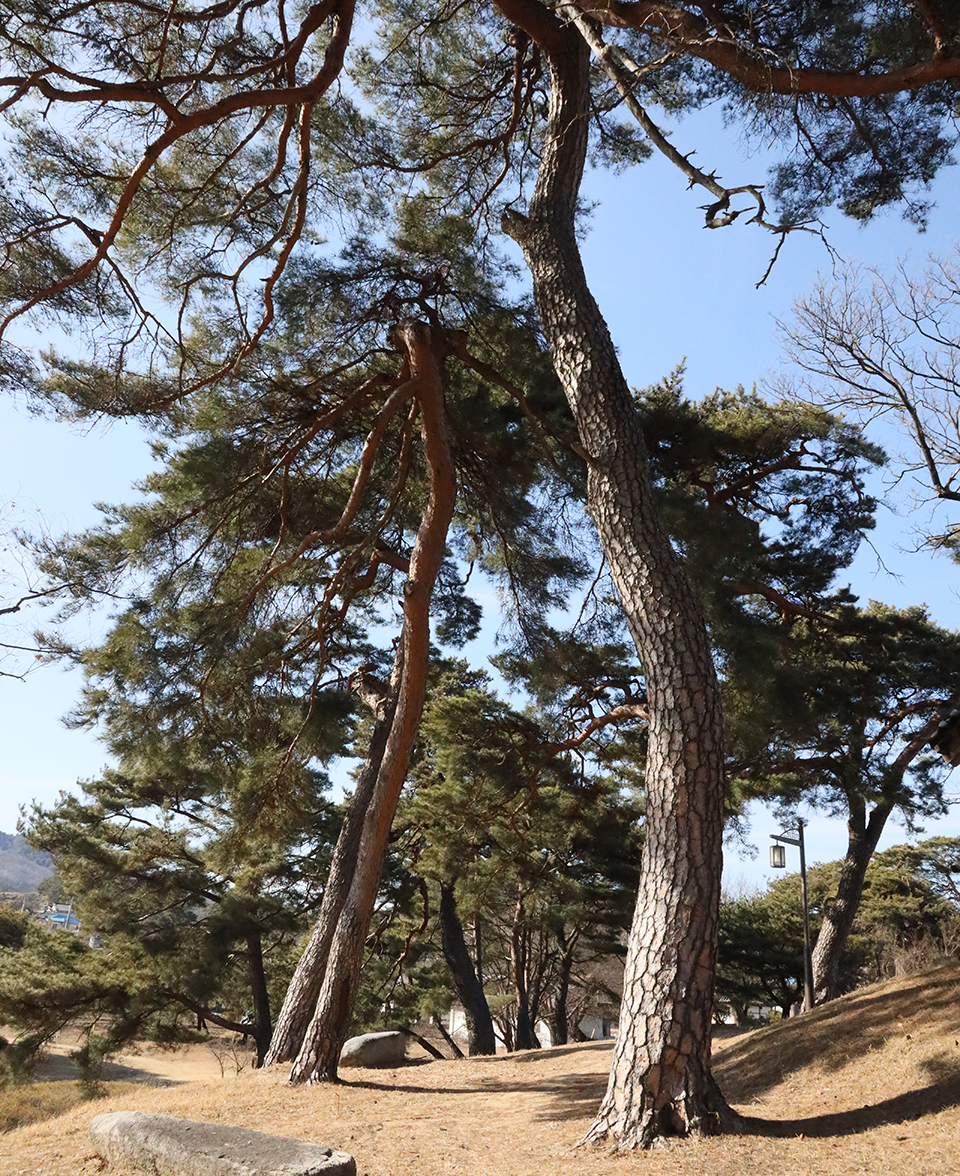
[509,891,540,1050]
[438,880,497,1055]
[526,930,547,1037]
[550,927,574,1046]
[264,694,394,1066]
[812,795,892,1001]
[511,899,539,1050]
[473,914,484,987]
[288,320,457,1083]
[246,928,273,1068]
[497,5,736,1148]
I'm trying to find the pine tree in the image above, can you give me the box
[32,232,586,1080]
[3,0,960,1146]
[732,603,960,1001]
[402,661,642,1052]
[23,599,347,1065]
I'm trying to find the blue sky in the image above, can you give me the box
[1,107,958,889]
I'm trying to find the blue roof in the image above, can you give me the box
[40,910,80,928]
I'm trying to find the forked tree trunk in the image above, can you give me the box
[550,926,575,1046]
[812,715,937,1003]
[438,879,497,1055]
[510,894,540,1050]
[264,692,395,1065]
[496,4,736,1148]
[812,794,892,1001]
[288,319,457,1083]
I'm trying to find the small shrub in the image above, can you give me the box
[207,1036,254,1076]
[940,913,960,959]
[70,1033,112,1099]
[893,933,949,977]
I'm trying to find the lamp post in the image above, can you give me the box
[770,819,815,1013]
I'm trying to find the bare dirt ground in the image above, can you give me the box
[3,965,960,1176]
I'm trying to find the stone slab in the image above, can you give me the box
[89,1110,356,1176]
[338,1030,406,1068]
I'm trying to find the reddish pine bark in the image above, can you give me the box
[287,319,458,1083]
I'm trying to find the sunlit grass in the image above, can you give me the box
[0,1079,142,1132]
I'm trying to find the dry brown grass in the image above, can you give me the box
[2,964,960,1176]
[0,1082,89,1134]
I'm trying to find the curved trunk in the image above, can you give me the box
[812,795,892,1001]
[288,320,457,1083]
[264,696,394,1066]
[438,880,497,1056]
[496,4,734,1148]
[812,716,937,1003]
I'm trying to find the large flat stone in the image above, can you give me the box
[89,1110,356,1176]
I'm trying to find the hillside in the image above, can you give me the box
[0,831,51,893]
[1,963,960,1175]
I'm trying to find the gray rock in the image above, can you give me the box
[338,1030,406,1068]
[88,1110,356,1176]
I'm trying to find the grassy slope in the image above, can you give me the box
[1,963,960,1175]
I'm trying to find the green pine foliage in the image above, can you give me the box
[390,661,642,1045]
[718,837,960,1018]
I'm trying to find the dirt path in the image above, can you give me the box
[34,1031,231,1087]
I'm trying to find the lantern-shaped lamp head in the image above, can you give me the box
[770,843,786,869]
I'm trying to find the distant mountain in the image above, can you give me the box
[0,831,53,892]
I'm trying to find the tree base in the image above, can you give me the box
[288,1067,340,1086]
[581,1072,742,1150]
[288,1054,340,1086]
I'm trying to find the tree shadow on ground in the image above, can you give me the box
[34,1051,183,1086]
[342,972,960,1138]
[532,1070,611,1120]
[523,1058,960,1136]
[739,1064,960,1138]
[341,1060,610,1120]
[506,1041,611,1065]
[714,965,960,1105]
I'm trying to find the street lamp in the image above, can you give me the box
[769,819,815,1013]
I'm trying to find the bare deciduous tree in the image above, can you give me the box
[782,253,960,553]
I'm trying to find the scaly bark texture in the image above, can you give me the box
[288,319,457,1083]
[438,880,498,1056]
[496,0,736,1147]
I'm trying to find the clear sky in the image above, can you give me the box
[1,105,958,890]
